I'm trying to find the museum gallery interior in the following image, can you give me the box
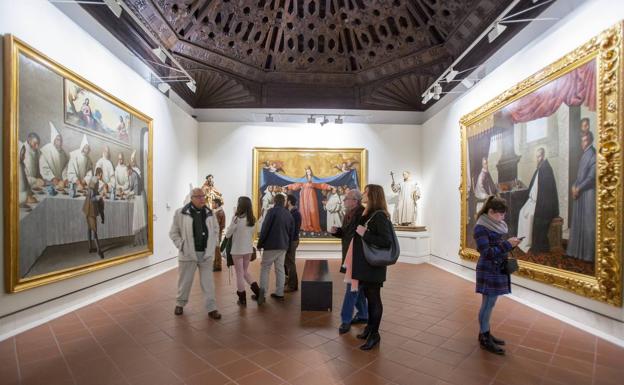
[1,0,624,384]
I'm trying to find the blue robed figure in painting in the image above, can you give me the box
[260,167,359,237]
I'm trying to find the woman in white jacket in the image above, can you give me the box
[225,196,260,306]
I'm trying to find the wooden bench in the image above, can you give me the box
[301,259,332,312]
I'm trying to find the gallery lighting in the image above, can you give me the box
[49,0,123,18]
[265,114,274,122]
[151,47,167,63]
[334,116,343,124]
[320,116,330,126]
[262,113,363,125]
[157,82,171,93]
[307,115,316,124]
[186,81,197,93]
[420,0,556,105]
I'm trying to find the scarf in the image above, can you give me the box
[476,214,508,235]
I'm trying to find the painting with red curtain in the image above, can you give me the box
[465,58,597,276]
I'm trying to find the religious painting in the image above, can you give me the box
[64,79,132,147]
[3,35,153,292]
[459,23,623,306]
[252,147,367,243]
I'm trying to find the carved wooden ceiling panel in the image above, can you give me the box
[83,0,553,111]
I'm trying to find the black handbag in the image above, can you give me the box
[360,211,400,267]
[502,258,519,274]
[220,237,234,267]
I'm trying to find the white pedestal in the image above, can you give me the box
[396,230,431,264]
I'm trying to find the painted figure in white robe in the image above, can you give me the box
[39,122,68,186]
[567,131,596,262]
[67,134,93,188]
[95,145,115,185]
[23,132,44,189]
[517,148,559,253]
[325,187,343,229]
[474,157,498,214]
[391,171,421,225]
[18,141,37,207]
[114,153,129,192]
[258,185,274,230]
[124,165,147,245]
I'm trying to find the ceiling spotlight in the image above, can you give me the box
[151,47,167,63]
[334,116,343,124]
[433,83,442,96]
[186,81,197,93]
[320,116,330,126]
[487,22,507,43]
[461,78,475,88]
[265,114,274,122]
[157,82,171,93]
[422,90,433,104]
[103,0,123,18]
[445,69,459,83]
[307,115,316,124]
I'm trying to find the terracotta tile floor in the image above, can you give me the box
[2,261,623,385]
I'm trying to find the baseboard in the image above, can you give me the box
[0,258,177,341]
[427,254,624,348]
[398,254,430,264]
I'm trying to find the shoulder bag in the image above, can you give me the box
[361,211,401,267]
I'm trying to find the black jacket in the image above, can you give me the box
[352,211,393,284]
[257,205,294,250]
[290,207,302,242]
[332,205,364,272]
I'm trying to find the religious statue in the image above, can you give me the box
[201,174,223,207]
[390,171,421,226]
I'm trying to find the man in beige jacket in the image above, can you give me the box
[169,188,221,319]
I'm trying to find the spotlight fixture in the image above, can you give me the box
[151,47,167,63]
[320,116,330,126]
[461,78,475,88]
[265,114,274,122]
[157,82,171,93]
[307,115,316,124]
[432,83,442,100]
[334,116,343,124]
[445,69,459,83]
[487,22,507,43]
[186,81,197,93]
[421,90,433,105]
[103,0,123,18]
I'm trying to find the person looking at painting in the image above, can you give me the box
[255,193,294,304]
[67,134,93,190]
[351,184,393,350]
[39,123,68,187]
[329,189,368,335]
[474,196,521,355]
[225,196,261,306]
[211,198,226,272]
[474,157,498,214]
[169,188,222,319]
[284,194,302,293]
[286,167,332,233]
[567,131,596,262]
[517,147,559,253]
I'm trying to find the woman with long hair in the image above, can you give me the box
[350,184,394,350]
[225,196,261,306]
[474,196,521,355]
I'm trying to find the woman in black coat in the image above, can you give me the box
[352,184,393,350]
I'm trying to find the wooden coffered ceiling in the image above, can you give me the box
[84,0,552,111]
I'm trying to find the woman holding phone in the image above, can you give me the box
[474,196,521,355]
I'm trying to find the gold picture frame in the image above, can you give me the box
[459,23,623,306]
[4,35,154,292]
[252,147,367,244]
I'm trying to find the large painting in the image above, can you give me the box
[252,147,367,243]
[459,23,623,306]
[3,35,153,292]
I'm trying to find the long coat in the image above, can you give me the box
[567,146,596,261]
[474,224,512,296]
[352,211,393,285]
[169,203,219,262]
[525,159,559,252]
[332,205,364,272]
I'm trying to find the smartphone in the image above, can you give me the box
[518,236,526,240]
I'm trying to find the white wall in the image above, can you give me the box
[0,0,198,339]
[421,0,624,343]
[197,122,421,252]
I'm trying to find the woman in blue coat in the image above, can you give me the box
[474,196,520,355]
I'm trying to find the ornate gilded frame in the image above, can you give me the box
[459,23,623,306]
[3,35,154,292]
[252,147,367,244]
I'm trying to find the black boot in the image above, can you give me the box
[236,291,247,306]
[359,332,380,350]
[479,332,505,355]
[489,332,505,346]
[250,282,265,305]
[356,325,371,340]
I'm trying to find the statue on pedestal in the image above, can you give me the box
[390,171,420,226]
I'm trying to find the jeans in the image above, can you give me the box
[478,294,499,333]
[340,283,368,324]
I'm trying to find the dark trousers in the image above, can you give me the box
[363,284,383,334]
[284,240,299,289]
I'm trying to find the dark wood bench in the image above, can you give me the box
[301,259,332,311]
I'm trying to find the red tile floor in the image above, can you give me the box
[1,260,622,385]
